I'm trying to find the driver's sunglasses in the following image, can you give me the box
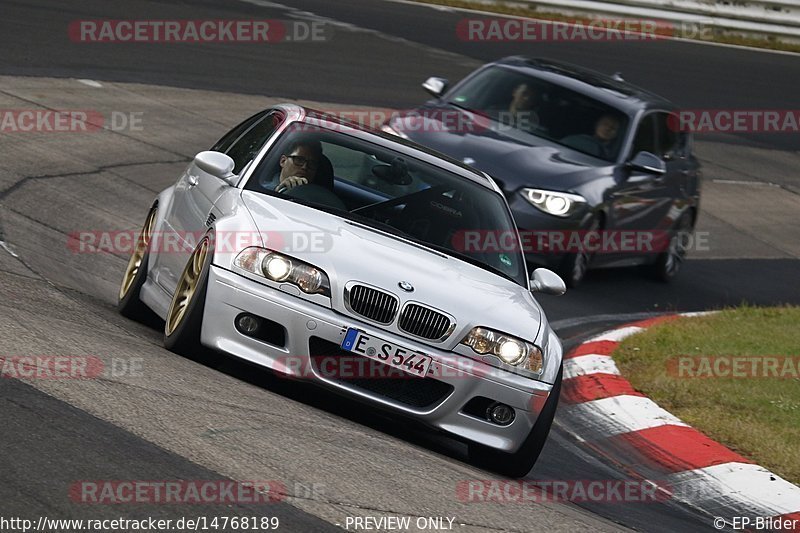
[286,154,319,170]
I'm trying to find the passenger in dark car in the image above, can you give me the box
[561,113,622,160]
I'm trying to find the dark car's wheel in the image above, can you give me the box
[468,366,562,478]
[650,212,693,282]
[557,217,600,288]
[164,235,212,355]
[118,205,157,320]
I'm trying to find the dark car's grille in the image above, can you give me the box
[309,337,454,410]
[398,304,452,340]
[347,284,398,324]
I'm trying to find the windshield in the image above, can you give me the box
[447,66,629,162]
[245,122,528,286]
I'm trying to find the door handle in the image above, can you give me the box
[188,175,199,187]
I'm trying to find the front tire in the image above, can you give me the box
[468,366,562,478]
[118,206,157,321]
[164,235,212,355]
[557,217,600,288]
[650,212,692,282]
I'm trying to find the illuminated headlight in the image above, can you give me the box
[380,123,408,139]
[521,188,586,218]
[234,248,331,297]
[264,254,291,281]
[460,327,543,372]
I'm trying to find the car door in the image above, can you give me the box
[606,112,673,261]
[157,111,279,293]
[656,111,698,230]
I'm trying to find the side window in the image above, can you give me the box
[655,112,680,159]
[225,112,281,173]
[631,113,657,156]
[210,111,267,153]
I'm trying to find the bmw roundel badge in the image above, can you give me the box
[398,281,414,292]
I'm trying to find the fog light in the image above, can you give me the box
[487,402,515,426]
[236,314,261,335]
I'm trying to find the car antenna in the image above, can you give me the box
[612,72,624,81]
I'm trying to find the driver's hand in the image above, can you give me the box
[276,176,308,193]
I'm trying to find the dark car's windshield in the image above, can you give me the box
[447,66,629,162]
[245,123,527,286]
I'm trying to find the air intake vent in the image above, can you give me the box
[398,303,452,340]
[347,284,399,324]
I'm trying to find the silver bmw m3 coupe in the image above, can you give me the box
[118,104,566,477]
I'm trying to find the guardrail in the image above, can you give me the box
[492,0,800,41]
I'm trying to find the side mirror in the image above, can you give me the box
[627,151,666,175]
[530,268,566,296]
[422,77,449,99]
[194,151,237,184]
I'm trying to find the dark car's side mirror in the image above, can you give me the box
[422,77,449,99]
[627,151,666,175]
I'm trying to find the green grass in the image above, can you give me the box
[614,306,800,485]
[408,0,800,54]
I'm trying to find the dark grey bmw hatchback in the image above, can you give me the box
[382,56,701,287]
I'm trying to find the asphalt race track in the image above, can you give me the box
[1,1,799,532]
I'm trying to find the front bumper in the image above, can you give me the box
[202,265,555,453]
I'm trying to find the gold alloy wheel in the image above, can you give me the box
[165,237,210,337]
[119,208,157,300]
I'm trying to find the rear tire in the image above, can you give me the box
[164,235,212,356]
[468,366,562,478]
[118,206,157,321]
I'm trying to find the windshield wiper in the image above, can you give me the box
[446,100,483,116]
[351,185,446,216]
[297,200,424,244]
[345,215,417,242]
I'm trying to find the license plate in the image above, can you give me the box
[341,328,432,378]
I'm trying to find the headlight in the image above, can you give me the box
[521,188,586,217]
[460,327,543,373]
[380,123,408,139]
[234,248,331,297]
[263,254,291,281]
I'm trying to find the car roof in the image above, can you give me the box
[274,104,498,190]
[492,56,675,114]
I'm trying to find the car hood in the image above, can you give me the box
[240,191,543,344]
[393,104,610,192]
